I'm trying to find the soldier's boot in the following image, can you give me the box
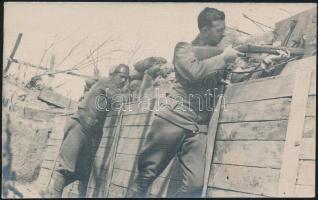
[43,171,67,198]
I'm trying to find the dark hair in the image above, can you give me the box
[198,7,225,30]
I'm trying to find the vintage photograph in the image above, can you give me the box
[2,2,316,198]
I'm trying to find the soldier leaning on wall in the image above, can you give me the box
[43,64,129,198]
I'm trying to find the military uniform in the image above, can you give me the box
[129,40,227,198]
[47,77,122,197]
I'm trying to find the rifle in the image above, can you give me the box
[193,44,305,60]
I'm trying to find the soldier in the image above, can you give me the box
[44,64,129,198]
[127,7,243,198]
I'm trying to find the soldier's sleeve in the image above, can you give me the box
[84,77,99,91]
[173,42,226,82]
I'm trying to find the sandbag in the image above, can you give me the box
[134,57,167,73]
[146,65,161,79]
[130,69,143,81]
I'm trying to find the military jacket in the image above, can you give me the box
[73,77,121,131]
[155,41,227,133]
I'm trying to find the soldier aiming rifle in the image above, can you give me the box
[127,7,292,198]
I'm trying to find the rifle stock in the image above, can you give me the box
[193,44,305,60]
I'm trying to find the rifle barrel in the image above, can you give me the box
[235,44,305,56]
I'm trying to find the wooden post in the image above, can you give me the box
[201,94,224,197]
[138,71,153,99]
[104,110,124,197]
[47,55,56,87]
[278,69,313,197]
[4,33,23,74]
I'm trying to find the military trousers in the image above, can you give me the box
[131,115,207,198]
[55,118,103,190]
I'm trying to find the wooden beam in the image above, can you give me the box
[213,141,285,169]
[208,164,280,196]
[202,95,223,197]
[216,120,288,141]
[207,187,265,197]
[219,98,291,123]
[278,69,313,197]
[225,74,294,104]
[4,33,23,74]
[38,88,75,108]
[104,111,124,197]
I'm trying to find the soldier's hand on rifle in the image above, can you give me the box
[262,49,290,72]
[265,49,290,64]
[221,45,245,64]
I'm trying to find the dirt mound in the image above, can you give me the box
[8,110,53,183]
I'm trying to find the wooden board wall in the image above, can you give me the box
[207,68,316,197]
[37,60,315,198]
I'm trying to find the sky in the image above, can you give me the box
[4,2,316,100]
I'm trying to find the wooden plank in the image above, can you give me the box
[296,160,315,186]
[38,168,52,182]
[306,95,316,117]
[278,69,312,197]
[50,117,68,139]
[114,154,138,171]
[299,138,315,160]
[107,110,120,117]
[43,145,60,161]
[122,113,154,126]
[208,164,280,196]
[220,98,291,123]
[123,99,156,115]
[217,120,288,140]
[225,74,294,104]
[111,169,135,188]
[95,146,112,159]
[294,185,315,197]
[207,187,265,197]
[41,160,55,170]
[280,56,316,76]
[116,138,146,155]
[104,115,120,128]
[120,126,151,139]
[202,95,223,197]
[104,111,124,197]
[47,138,62,146]
[38,88,74,108]
[108,184,127,198]
[45,115,68,190]
[99,137,114,148]
[213,141,284,168]
[87,177,107,196]
[4,33,23,73]
[309,70,316,95]
[92,155,111,171]
[23,107,59,121]
[303,117,315,138]
[103,127,118,138]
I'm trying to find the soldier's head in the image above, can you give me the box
[198,7,226,46]
[110,64,130,88]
